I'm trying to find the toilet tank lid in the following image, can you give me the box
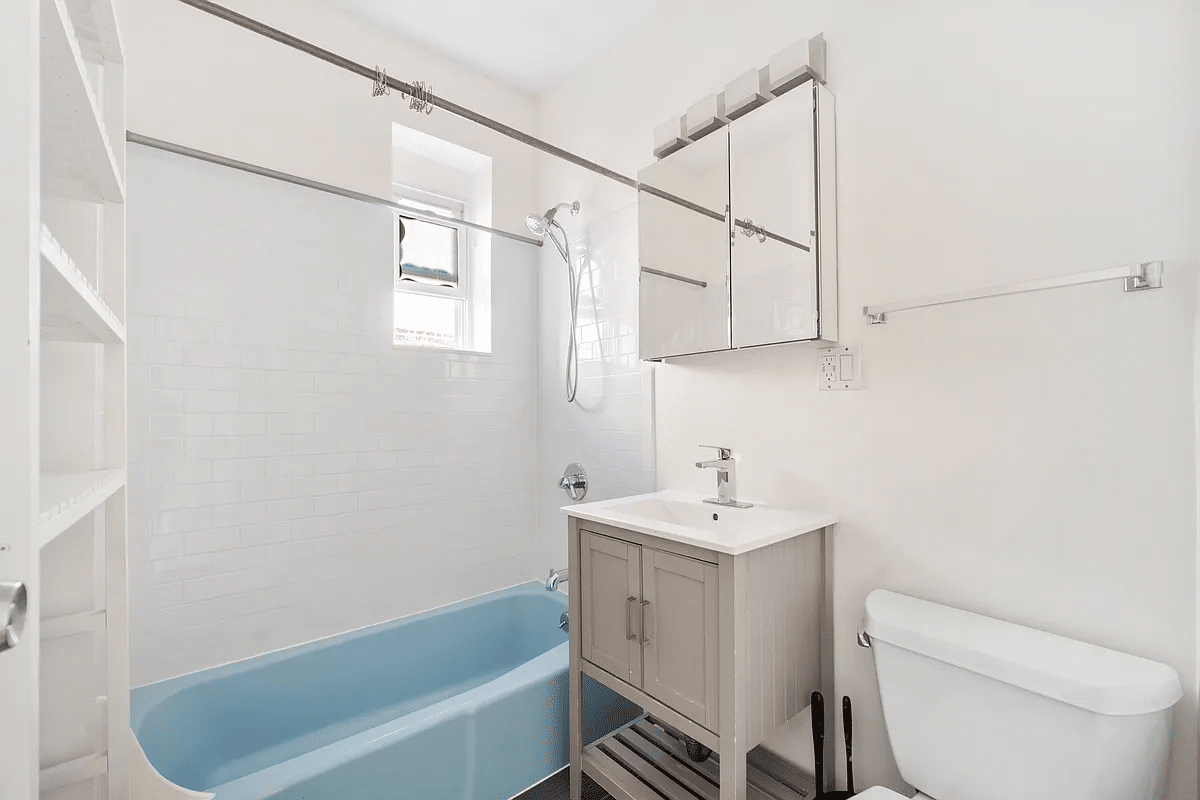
[863,590,1182,716]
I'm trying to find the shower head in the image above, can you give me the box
[524,201,579,237]
[524,213,551,237]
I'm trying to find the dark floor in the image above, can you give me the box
[513,769,612,800]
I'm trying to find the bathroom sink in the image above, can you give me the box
[562,490,837,555]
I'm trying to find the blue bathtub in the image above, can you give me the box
[131,582,641,799]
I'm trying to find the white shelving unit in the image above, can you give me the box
[2,0,129,797]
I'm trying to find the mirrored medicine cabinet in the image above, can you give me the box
[638,82,838,361]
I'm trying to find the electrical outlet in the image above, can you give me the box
[820,346,861,390]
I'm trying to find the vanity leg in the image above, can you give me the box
[718,552,748,800]
[819,526,836,794]
[568,520,584,800]
[719,739,748,800]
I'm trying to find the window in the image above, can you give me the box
[393,189,468,349]
[392,123,493,353]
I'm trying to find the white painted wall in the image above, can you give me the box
[121,0,537,236]
[536,204,655,580]
[122,0,541,684]
[537,1,1200,797]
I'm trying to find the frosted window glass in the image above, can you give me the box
[399,217,459,288]
[394,292,460,348]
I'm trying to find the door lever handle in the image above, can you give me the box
[0,581,27,653]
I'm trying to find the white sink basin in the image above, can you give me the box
[562,490,837,555]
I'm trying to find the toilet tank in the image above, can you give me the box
[863,590,1181,800]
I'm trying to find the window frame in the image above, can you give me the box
[394,184,469,298]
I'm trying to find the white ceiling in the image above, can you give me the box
[324,0,658,94]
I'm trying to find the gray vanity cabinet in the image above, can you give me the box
[568,516,831,800]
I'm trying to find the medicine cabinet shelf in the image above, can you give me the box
[41,225,125,343]
[42,0,125,203]
[38,469,125,549]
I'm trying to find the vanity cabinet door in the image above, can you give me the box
[641,548,720,729]
[580,531,643,686]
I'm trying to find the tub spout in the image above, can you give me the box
[546,568,569,591]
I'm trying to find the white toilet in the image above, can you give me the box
[857,590,1182,800]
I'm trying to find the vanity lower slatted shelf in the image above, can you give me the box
[585,717,816,800]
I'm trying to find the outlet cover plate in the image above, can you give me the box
[820,345,861,391]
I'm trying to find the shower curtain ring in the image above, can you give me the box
[407,81,434,115]
[369,66,388,97]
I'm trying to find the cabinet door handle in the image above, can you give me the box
[626,596,638,641]
[640,600,653,645]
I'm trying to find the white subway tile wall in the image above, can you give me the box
[537,204,655,577]
[127,148,537,685]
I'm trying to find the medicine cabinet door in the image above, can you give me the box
[638,129,731,360]
[729,85,819,347]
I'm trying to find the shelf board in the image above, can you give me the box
[41,0,124,203]
[39,469,125,549]
[40,752,108,794]
[583,718,815,800]
[41,225,125,343]
[63,0,124,65]
[42,609,106,640]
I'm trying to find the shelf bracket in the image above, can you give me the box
[1124,260,1163,292]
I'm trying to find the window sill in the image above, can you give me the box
[391,343,493,358]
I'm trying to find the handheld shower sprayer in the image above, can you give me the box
[525,200,582,403]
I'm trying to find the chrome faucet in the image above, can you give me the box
[695,445,753,508]
[546,568,569,591]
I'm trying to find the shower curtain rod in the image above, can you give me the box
[169,0,728,225]
[127,132,545,247]
[174,0,638,189]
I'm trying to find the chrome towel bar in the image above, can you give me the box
[863,261,1162,325]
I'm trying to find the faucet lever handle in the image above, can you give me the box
[699,445,732,460]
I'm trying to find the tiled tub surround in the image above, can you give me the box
[537,204,655,578]
[132,583,641,800]
[127,146,538,685]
